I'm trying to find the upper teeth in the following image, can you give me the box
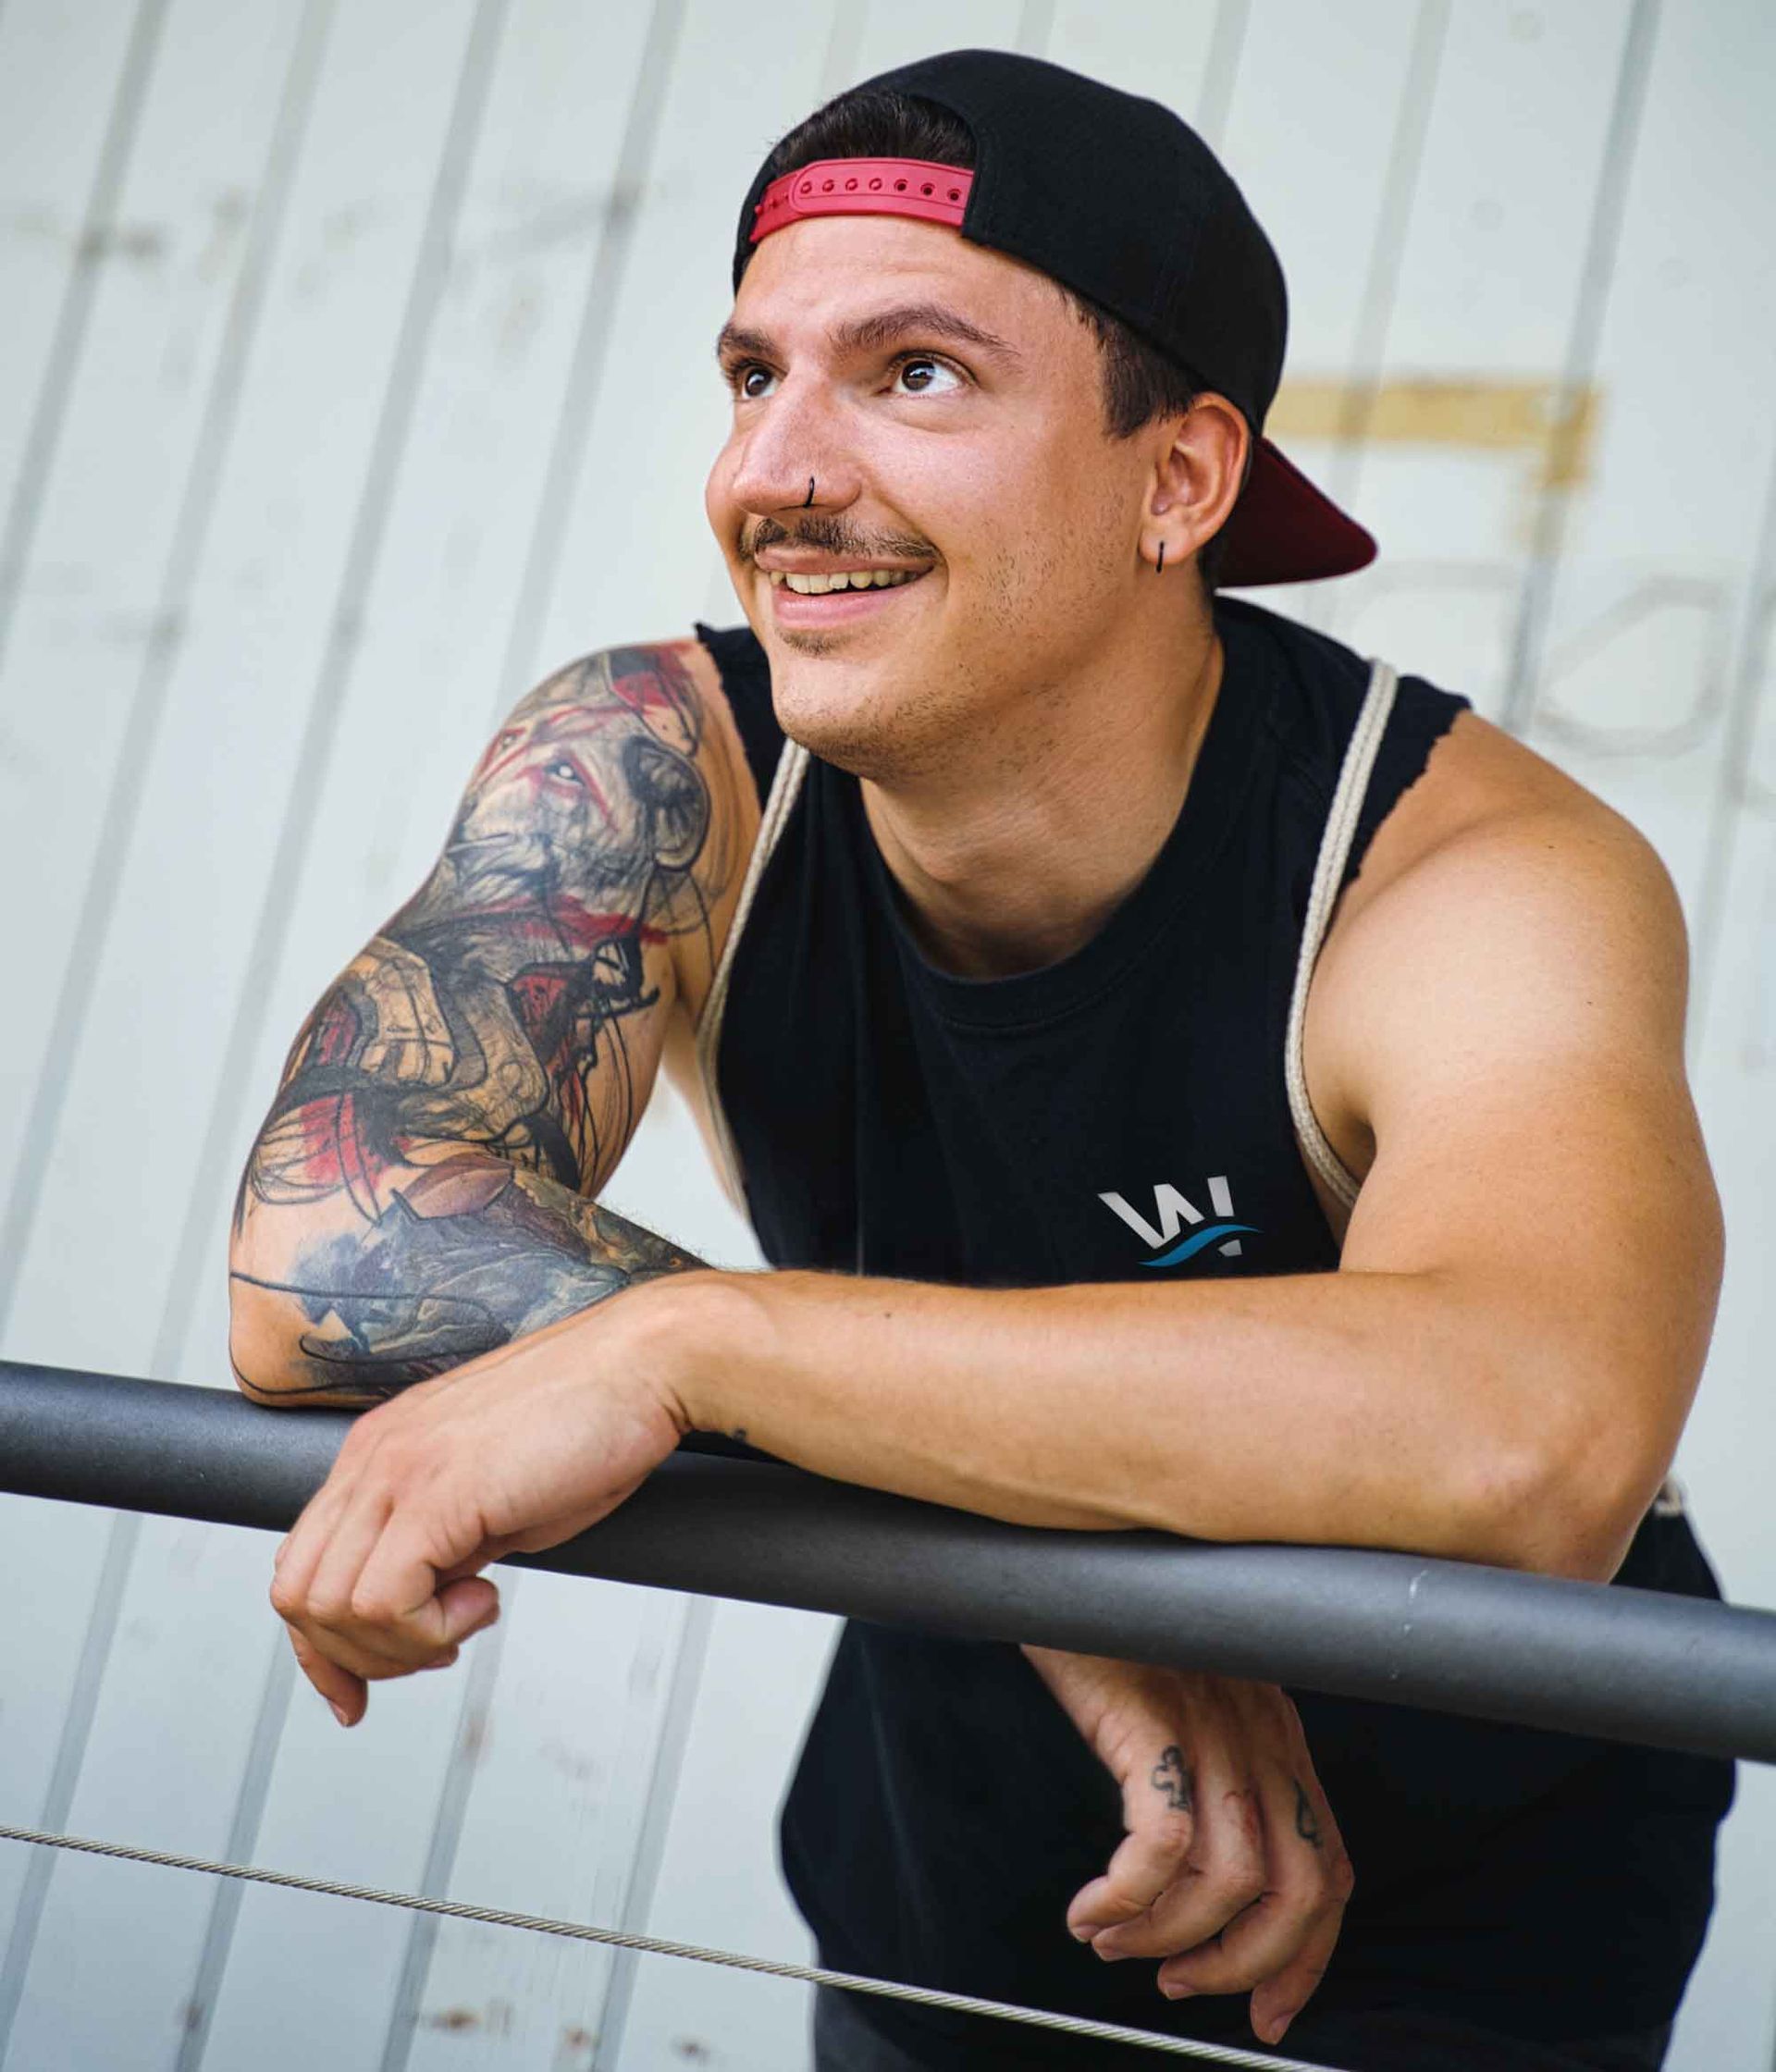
[769,568,923,594]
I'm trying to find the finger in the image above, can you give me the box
[347,1510,502,1659]
[292,1435,497,1671]
[272,1471,361,1611]
[294,1560,498,1685]
[1248,1774,1353,2043]
[1092,1733,1263,1962]
[1247,1883,1347,2046]
[270,1409,399,1615]
[1156,1768,1344,2002]
[287,1622,369,1727]
[273,1478,414,1684]
[1067,1743,1197,1937]
[281,1610,427,1687]
[1068,1812,1195,1940]
[277,1506,467,1687]
[286,1591,470,1711]
[301,1482,406,1643]
[285,1502,452,1679]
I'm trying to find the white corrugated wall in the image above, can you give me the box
[0,1,1770,2066]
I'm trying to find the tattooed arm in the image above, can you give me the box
[229,641,751,1408]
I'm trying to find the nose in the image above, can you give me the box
[722,371,861,522]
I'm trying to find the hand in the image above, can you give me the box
[1021,1646,1351,2047]
[270,1289,689,1726]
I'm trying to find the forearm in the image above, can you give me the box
[670,1264,1623,1576]
[231,1152,702,1405]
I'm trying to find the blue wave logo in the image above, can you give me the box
[1141,1222,1258,1268]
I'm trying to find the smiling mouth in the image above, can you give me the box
[763,567,931,595]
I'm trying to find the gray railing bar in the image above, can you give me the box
[2,1359,1771,1765]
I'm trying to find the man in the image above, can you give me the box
[230,49,1733,2072]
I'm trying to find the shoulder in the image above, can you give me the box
[517,634,734,743]
[496,635,761,1017]
[1305,708,1689,1171]
[1337,709,1681,960]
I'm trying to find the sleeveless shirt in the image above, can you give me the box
[688,598,1733,2064]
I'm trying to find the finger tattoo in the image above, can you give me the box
[1150,1745,1194,1813]
[1293,1779,1323,1847]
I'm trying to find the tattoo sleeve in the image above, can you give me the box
[230,647,733,1406]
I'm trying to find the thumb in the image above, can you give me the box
[1068,1795,1198,1937]
[436,1574,501,1641]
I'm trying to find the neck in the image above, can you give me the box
[862,596,1225,980]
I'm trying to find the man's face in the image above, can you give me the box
[705,215,1160,780]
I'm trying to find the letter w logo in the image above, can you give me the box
[1097,1178,1255,1267]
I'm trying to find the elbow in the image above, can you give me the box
[228,1233,279,1401]
[1459,1407,1675,1585]
[228,1242,330,1407]
[1436,1276,1707,1583]
[228,1291,302,1407]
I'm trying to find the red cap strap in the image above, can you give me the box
[749,157,974,244]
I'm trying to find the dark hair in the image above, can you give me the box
[746,86,1237,590]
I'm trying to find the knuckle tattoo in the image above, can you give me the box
[1149,1744,1194,1814]
[1292,1778,1324,1849]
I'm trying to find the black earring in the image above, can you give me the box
[1156,540,1166,574]
[804,476,815,508]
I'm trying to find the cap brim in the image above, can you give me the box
[1216,438,1376,588]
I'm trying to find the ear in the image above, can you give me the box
[1143,394,1249,574]
[623,735,710,874]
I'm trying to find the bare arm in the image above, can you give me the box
[669,783,1720,1581]
[229,640,749,1406]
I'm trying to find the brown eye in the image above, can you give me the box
[894,355,962,396]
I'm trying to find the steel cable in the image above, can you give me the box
[0,1822,1345,2070]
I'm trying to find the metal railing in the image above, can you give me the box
[4,1357,1775,1764]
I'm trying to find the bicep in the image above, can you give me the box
[1328,811,1720,1498]
[231,642,748,1331]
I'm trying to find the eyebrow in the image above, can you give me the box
[714,300,1026,372]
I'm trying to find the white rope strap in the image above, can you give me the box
[693,738,810,1206]
[0,1823,1348,2070]
[1284,660,1399,1214]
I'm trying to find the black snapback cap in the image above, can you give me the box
[732,48,1375,589]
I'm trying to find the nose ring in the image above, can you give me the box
[804,476,815,508]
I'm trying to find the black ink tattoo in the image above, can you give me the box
[1150,1745,1194,1813]
[232,647,728,1403]
[1293,1779,1322,1847]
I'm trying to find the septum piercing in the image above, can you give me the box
[1156,539,1166,574]
[804,476,815,508]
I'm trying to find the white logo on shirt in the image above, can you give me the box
[1097,1177,1255,1266]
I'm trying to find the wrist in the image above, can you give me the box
[617,1267,758,1441]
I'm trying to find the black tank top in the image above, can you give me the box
[692,598,1732,2063]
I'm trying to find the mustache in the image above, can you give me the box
[742,513,938,565]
